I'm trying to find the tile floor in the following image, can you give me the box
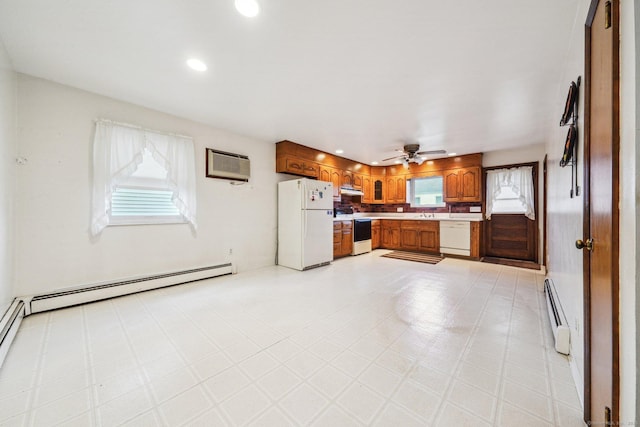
[0,252,585,426]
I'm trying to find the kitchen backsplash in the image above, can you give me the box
[335,196,482,214]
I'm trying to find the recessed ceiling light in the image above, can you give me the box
[371,161,379,165]
[394,160,401,164]
[448,152,457,156]
[187,58,207,71]
[335,149,344,154]
[235,0,260,17]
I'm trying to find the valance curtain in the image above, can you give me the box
[485,166,535,220]
[90,120,197,236]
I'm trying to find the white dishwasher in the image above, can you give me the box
[439,221,471,256]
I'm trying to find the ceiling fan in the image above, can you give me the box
[382,144,447,166]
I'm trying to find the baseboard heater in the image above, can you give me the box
[0,299,25,368]
[544,278,570,355]
[24,263,233,315]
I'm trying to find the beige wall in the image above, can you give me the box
[14,75,280,296]
[0,38,16,310]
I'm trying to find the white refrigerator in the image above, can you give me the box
[278,178,334,271]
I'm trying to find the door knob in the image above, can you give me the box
[575,238,594,251]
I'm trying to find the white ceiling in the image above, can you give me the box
[0,0,582,165]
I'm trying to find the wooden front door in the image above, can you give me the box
[581,0,619,424]
[484,214,537,261]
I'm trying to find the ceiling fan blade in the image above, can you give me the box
[416,149,447,155]
[382,154,406,161]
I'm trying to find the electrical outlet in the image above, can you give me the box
[469,206,481,213]
[229,248,233,255]
[396,207,403,212]
[574,317,580,333]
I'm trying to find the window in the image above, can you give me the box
[406,176,445,208]
[486,166,535,220]
[91,120,197,236]
[109,149,184,225]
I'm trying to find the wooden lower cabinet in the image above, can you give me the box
[400,221,420,251]
[470,221,482,259]
[417,221,439,253]
[333,220,353,258]
[399,221,439,254]
[333,222,342,257]
[381,220,401,249]
[371,220,381,249]
[380,220,441,254]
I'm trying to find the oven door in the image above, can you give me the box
[353,219,372,242]
[352,219,372,256]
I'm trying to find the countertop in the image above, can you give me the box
[333,213,484,222]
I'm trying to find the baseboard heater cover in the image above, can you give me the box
[0,299,25,368]
[544,278,570,355]
[26,263,232,315]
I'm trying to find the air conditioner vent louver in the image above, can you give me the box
[206,148,250,182]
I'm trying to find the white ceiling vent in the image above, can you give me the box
[206,148,250,182]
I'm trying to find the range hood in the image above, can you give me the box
[340,186,364,196]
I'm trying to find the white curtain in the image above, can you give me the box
[485,166,535,221]
[90,120,197,236]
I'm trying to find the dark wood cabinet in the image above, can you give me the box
[444,166,481,202]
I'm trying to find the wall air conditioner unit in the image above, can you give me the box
[206,148,250,182]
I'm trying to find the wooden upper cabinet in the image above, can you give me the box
[372,176,385,203]
[318,165,331,182]
[459,167,481,201]
[318,165,341,200]
[385,177,397,203]
[330,169,341,200]
[444,166,481,202]
[277,156,318,178]
[396,176,406,202]
[385,176,406,203]
[353,173,363,189]
[362,175,373,204]
[341,170,354,188]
